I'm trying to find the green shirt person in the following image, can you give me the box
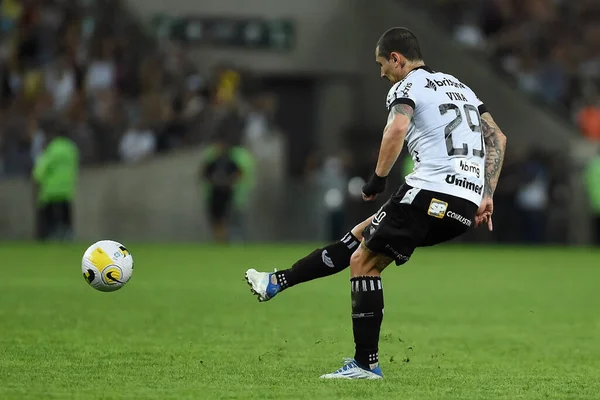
[586,154,600,216]
[32,133,79,240]
[200,142,255,242]
[585,153,600,244]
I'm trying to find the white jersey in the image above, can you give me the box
[386,66,487,206]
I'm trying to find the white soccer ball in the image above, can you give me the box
[81,240,134,292]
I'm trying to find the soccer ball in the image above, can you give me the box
[82,240,134,292]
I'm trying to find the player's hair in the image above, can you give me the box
[377,27,423,61]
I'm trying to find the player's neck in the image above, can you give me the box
[405,60,426,73]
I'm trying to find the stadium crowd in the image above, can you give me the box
[0,0,265,178]
[1,0,597,244]
[426,0,600,142]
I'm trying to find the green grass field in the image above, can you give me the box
[1,243,599,399]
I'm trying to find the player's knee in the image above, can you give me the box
[349,247,377,277]
[349,249,362,269]
[349,252,364,277]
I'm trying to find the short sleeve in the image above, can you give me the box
[386,80,416,111]
[474,94,488,115]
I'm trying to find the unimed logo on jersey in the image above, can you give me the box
[445,174,483,195]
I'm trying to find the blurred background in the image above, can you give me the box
[0,0,599,246]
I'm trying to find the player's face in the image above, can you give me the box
[375,47,405,84]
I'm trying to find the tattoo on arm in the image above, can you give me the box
[392,103,414,119]
[481,113,507,197]
[385,103,414,130]
[377,104,412,177]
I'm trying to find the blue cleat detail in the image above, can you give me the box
[320,358,383,380]
[245,268,281,302]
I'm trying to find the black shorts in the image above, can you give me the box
[362,184,478,265]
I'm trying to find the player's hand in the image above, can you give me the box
[475,196,494,231]
[361,173,387,202]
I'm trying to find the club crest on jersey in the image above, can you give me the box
[455,159,482,179]
[427,199,448,219]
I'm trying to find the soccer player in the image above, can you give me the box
[245,27,507,379]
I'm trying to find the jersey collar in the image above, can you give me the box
[410,65,434,74]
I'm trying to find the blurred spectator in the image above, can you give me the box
[577,93,600,142]
[32,118,79,241]
[309,151,353,241]
[44,52,76,112]
[244,91,278,142]
[1,116,33,176]
[119,119,156,163]
[585,148,600,245]
[0,0,255,180]
[200,139,244,243]
[515,148,549,243]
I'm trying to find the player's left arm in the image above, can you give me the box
[480,112,507,198]
[362,104,412,200]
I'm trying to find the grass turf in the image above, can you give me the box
[0,243,599,399]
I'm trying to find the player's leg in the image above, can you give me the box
[320,243,391,380]
[321,192,427,380]
[348,245,391,372]
[245,214,375,302]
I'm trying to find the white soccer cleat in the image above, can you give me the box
[245,268,281,302]
[320,358,383,380]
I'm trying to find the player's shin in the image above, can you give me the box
[351,276,384,369]
[274,232,360,290]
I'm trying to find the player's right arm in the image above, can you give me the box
[480,112,507,198]
[362,79,416,201]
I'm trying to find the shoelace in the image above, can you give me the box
[333,358,357,373]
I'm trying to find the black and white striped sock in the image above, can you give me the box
[274,232,360,290]
[351,276,384,369]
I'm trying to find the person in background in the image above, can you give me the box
[308,150,352,242]
[584,146,600,244]
[578,93,600,142]
[228,144,255,242]
[515,148,549,243]
[32,118,79,241]
[200,138,244,243]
